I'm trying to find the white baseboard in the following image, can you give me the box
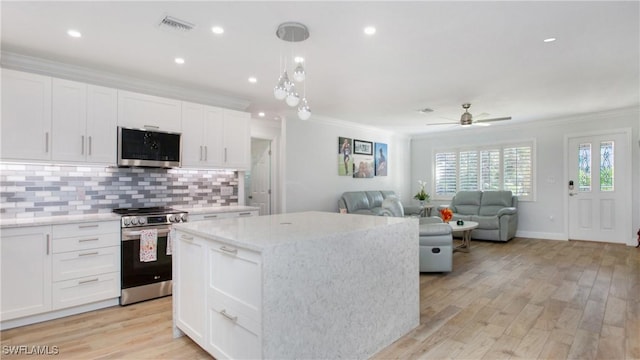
[1,298,119,331]
[515,231,567,241]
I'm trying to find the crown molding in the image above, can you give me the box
[0,51,251,111]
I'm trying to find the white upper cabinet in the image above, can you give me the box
[51,79,116,164]
[1,69,52,161]
[86,85,117,164]
[222,109,250,170]
[118,90,182,133]
[182,102,248,169]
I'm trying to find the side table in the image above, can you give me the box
[419,205,434,217]
[448,221,478,252]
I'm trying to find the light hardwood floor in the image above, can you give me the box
[1,237,638,359]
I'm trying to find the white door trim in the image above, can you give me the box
[563,127,633,245]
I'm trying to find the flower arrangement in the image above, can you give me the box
[413,180,430,202]
[439,208,453,223]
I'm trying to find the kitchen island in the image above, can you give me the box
[172,211,419,359]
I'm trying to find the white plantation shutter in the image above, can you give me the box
[480,149,501,190]
[459,151,478,191]
[434,142,534,200]
[503,145,533,200]
[435,152,457,197]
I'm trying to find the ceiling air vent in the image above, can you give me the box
[159,15,195,31]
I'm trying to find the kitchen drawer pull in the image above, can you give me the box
[239,212,251,216]
[78,224,99,229]
[220,246,238,255]
[78,251,99,257]
[78,278,99,285]
[220,309,237,322]
[180,235,194,241]
[78,238,99,243]
[143,125,160,129]
[204,215,218,219]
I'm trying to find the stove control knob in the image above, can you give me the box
[131,218,139,225]
[123,218,131,226]
[138,217,147,225]
[181,214,188,222]
[168,215,176,223]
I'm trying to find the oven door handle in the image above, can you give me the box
[122,228,172,241]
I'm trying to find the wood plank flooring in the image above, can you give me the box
[1,237,638,359]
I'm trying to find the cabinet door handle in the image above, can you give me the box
[220,309,238,322]
[78,224,99,229]
[205,146,208,161]
[220,245,238,255]
[78,238,99,243]
[81,135,85,155]
[78,251,99,257]
[45,132,49,153]
[143,125,160,129]
[78,278,99,285]
[88,136,92,156]
[199,146,203,161]
[224,148,228,162]
[46,234,51,255]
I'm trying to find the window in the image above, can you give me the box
[434,141,535,201]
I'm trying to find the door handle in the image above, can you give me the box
[569,192,579,197]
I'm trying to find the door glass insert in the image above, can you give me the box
[578,143,591,192]
[600,141,614,191]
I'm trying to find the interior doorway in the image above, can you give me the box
[246,138,272,215]
[567,130,631,244]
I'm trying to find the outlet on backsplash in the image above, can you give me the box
[221,186,234,196]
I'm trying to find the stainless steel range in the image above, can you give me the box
[112,207,188,305]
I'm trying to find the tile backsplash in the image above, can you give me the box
[0,163,238,219]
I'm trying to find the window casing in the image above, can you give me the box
[434,141,535,201]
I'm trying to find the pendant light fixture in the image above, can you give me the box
[274,22,311,120]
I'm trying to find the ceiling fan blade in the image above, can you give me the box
[475,116,512,123]
[425,122,457,126]
[472,122,492,127]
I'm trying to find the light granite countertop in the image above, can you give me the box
[173,211,416,252]
[0,205,260,229]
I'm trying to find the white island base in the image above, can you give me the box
[172,211,419,359]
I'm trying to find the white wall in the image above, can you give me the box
[283,115,411,213]
[411,107,640,244]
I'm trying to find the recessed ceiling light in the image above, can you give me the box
[174,57,185,64]
[211,26,224,35]
[543,37,557,43]
[67,29,82,38]
[248,77,257,83]
[258,112,265,117]
[364,26,376,35]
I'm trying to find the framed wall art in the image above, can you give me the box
[338,137,353,176]
[374,142,388,176]
[354,139,373,155]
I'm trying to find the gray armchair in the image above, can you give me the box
[439,191,518,242]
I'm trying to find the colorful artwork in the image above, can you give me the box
[338,137,353,176]
[374,142,387,176]
[353,154,374,178]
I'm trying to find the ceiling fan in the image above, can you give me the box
[427,103,512,127]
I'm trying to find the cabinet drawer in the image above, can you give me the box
[208,242,261,312]
[52,221,119,238]
[52,246,120,281]
[207,295,261,360]
[52,272,119,310]
[53,232,119,253]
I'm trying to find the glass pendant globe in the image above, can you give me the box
[286,91,300,107]
[298,98,311,120]
[293,64,305,82]
[274,84,287,100]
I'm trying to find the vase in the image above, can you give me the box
[419,200,425,207]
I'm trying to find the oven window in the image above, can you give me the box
[121,235,172,289]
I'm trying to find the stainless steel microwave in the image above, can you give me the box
[117,127,182,168]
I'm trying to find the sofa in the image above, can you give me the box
[439,191,518,242]
[381,196,453,272]
[338,191,421,216]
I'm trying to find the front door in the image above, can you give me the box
[567,131,630,243]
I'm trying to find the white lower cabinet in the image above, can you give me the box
[189,210,259,222]
[175,230,262,359]
[0,221,120,325]
[0,226,52,321]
